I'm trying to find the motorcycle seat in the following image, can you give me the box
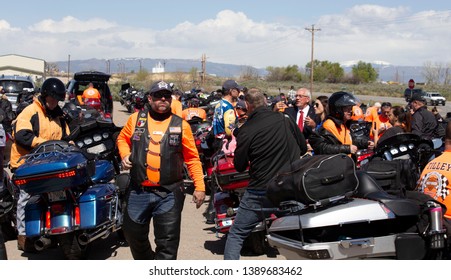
[355,171,420,217]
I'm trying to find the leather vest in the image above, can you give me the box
[130,109,184,192]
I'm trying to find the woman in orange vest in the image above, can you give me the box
[309,91,374,156]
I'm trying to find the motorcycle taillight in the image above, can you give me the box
[74,206,80,226]
[14,170,76,186]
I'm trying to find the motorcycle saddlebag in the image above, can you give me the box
[267,154,359,207]
[79,183,118,229]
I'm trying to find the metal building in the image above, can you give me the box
[0,54,45,82]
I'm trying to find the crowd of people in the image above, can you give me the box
[3,77,450,260]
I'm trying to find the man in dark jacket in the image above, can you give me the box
[410,93,438,140]
[224,88,307,260]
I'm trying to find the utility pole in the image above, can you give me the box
[201,53,206,87]
[305,24,321,95]
[67,54,70,81]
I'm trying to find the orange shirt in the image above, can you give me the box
[417,151,451,218]
[182,107,207,121]
[117,111,205,192]
[351,105,364,121]
[364,106,379,123]
[171,99,183,117]
[370,114,392,139]
[82,87,101,100]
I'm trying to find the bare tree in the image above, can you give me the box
[239,65,259,81]
[173,71,188,92]
[443,63,451,85]
[422,61,441,85]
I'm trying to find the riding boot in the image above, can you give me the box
[122,209,155,260]
[17,235,36,252]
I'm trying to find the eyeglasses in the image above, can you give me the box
[152,91,172,100]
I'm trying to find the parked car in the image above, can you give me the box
[424,92,446,106]
[66,71,113,118]
[0,75,36,112]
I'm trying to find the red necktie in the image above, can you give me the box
[298,110,304,132]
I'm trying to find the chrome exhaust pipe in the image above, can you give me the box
[78,227,113,246]
[34,237,52,251]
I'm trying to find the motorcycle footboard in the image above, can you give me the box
[267,233,398,260]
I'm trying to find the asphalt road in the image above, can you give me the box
[4,101,285,260]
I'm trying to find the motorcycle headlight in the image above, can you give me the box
[102,132,109,139]
[76,141,84,148]
[83,137,93,145]
[399,145,408,152]
[390,148,399,155]
[408,143,415,150]
[93,134,102,142]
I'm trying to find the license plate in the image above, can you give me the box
[87,143,107,154]
[48,190,67,202]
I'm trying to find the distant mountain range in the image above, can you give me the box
[52,58,425,84]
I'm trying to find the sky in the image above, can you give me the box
[0,0,450,69]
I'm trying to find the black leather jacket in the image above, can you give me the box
[309,116,369,155]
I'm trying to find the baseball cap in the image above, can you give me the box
[236,99,247,111]
[411,92,426,103]
[222,80,241,92]
[150,80,173,95]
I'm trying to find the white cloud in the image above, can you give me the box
[0,19,20,31]
[29,16,117,33]
[0,7,450,68]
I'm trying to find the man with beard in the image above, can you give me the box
[117,80,205,260]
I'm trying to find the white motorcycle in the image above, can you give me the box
[266,134,449,260]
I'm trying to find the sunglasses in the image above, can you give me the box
[314,102,321,108]
[152,91,172,100]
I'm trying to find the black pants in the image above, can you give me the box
[122,187,185,260]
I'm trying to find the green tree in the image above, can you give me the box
[306,60,344,83]
[265,65,302,82]
[352,61,378,83]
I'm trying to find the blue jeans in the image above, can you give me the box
[224,191,268,260]
[123,187,185,260]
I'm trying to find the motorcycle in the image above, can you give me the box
[266,135,449,260]
[11,105,125,259]
[118,83,143,113]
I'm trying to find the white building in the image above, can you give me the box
[0,54,45,82]
[152,61,165,73]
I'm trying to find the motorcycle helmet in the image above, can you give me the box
[40,78,66,102]
[188,98,200,107]
[328,91,357,119]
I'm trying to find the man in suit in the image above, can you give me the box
[284,88,319,140]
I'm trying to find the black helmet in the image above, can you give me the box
[328,91,357,119]
[41,78,66,101]
[188,98,200,107]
